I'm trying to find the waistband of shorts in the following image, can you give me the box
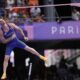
[7,37,18,44]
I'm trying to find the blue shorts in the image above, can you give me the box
[5,38,26,55]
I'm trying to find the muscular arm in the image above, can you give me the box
[0,30,14,44]
[8,23,26,38]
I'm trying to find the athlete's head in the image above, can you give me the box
[0,19,6,25]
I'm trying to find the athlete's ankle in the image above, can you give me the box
[1,72,7,79]
[39,55,47,61]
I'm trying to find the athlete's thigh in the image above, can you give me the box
[5,46,14,56]
[16,39,27,49]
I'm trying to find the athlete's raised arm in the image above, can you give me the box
[8,23,28,41]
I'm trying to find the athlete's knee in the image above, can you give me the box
[24,46,34,51]
[4,55,10,62]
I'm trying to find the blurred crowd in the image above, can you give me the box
[44,55,80,80]
[0,0,45,24]
[42,49,80,80]
[0,0,80,24]
[7,49,80,80]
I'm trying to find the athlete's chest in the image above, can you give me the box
[2,25,14,38]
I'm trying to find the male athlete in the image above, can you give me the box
[0,19,47,79]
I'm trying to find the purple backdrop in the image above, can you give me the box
[24,21,80,40]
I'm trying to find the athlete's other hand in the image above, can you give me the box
[24,37,28,41]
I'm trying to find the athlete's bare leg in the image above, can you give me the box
[24,46,47,61]
[1,55,10,79]
[1,46,47,79]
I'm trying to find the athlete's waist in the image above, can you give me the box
[7,36,18,44]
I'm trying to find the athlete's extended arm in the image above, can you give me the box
[0,30,15,44]
[8,23,28,41]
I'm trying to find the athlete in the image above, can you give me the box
[0,19,47,79]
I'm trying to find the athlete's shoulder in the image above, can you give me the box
[8,22,15,25]
[8,23,16,28]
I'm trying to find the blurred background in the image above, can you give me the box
[0,0,80,80]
